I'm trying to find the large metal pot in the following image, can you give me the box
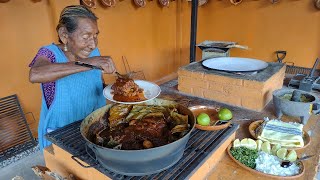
[79,99,195,176]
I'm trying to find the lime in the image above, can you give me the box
[197,113,211,126]
[239,138,257,149]
[240,138,249,147]
[233,139,240,148]
[276,148,288,160]
[246,138,257,150]
[271,144,282,156]
[218,108,233,121]
[261,141,271,154]
[286,150,297,162]
[256,140,263,151]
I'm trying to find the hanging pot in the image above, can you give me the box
[315,0,320,9]
[134,0,146,7]
[159,0,169,7]
[198,0,208,6]
[81,0,97,8]
[230,0,242,5]
[270,0,280,3]
[101,0,116,7]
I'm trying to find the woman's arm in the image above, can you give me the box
[29,56,91,83]
[29,56,116,83]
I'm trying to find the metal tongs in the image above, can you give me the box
[74,60,136,79]
[74,61,103,70]
[115,71,135,79]
[75,58,140,82]
[114,56,144,80]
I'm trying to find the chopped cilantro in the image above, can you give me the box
[230,147,258,169]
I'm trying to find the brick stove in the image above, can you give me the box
[178,62,286,111]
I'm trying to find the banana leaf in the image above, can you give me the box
[109,104,133,127]
[126,105,168,121]
[170,111,188,127]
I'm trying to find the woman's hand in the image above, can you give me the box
[84,56,116,74]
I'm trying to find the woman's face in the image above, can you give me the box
[67,18,99,59]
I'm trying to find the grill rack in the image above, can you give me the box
[45,120,238,180]
[0,94,37,162]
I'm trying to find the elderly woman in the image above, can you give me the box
[29,5,115,150]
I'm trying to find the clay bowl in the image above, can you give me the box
[101,0,116,7]
[134,0,146,7]
[189,105,231,131]
[81,0,96,8]
[249,120,310,150]
[227,143,305,179]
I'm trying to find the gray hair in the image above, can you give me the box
[56,5,98,42]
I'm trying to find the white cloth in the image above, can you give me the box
[257,120,304,148]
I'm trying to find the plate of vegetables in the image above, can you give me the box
[227,138,305,179]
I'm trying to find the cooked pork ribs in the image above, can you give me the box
[111,75,145,102]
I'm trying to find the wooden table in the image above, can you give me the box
[207,111,319,180]
[159,83,320,180]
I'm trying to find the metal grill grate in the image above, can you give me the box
[286,65,320,76]
[46,120,238,179]
[0,94,37,161]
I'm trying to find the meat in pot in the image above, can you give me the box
[87,104,190,150]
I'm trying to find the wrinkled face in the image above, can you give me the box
[67,18,99,59]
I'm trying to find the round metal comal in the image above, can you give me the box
[202,57,269,72]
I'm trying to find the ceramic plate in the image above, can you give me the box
[202,57,268,72]
[103,80,161,104]
[248,120,310,150]
[189,106,231,131]
[227,143,305,179]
